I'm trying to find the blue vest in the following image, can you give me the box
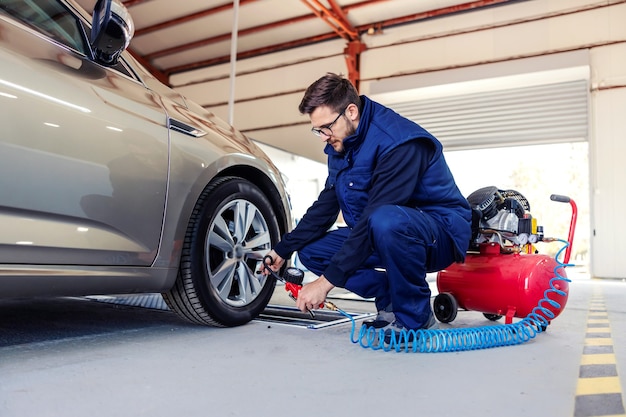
[325,96,471,258]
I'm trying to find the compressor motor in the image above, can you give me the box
[467,186,542,250]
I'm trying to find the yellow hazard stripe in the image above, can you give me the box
[573,289,626,417]
[577,377,623,395]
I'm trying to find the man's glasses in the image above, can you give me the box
[311,106,348,137]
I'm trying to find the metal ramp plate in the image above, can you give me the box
[85,294,374,329]
[257,305,374,329]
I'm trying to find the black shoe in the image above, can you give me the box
[363,310,395,329]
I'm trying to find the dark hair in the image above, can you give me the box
[298,72,361,115]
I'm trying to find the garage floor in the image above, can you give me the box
[1,267,625,417]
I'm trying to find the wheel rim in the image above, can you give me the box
[435,299,449,320]
[205,198,272,307]
[435,293,457,323]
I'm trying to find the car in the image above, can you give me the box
[0,0,292,327]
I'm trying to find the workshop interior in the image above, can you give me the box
[1,1,625,416]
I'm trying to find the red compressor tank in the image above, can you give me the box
[435,242,569,325]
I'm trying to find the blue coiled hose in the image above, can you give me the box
[336,239,573,353]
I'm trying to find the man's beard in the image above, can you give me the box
[331,118,355,153]
[345,122,356,137]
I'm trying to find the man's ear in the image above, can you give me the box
[346,103,359,121]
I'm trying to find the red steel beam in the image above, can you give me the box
[344,40,367,90]
[164,32,340,75]
[127,48,169,84]
[300,0,358,40]
[155,0,516,76]
[144,13,315,60]
[358,0,514,29]
[140,0,386,61]
[122,0,150,7]
[131,0,260,37]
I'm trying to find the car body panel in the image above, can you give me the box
[0,0,292,300]
[0,9,168,266]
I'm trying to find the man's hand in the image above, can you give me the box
[261,250,284,276]
[296,275,335,313]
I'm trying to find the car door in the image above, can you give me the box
[0,0,169,266]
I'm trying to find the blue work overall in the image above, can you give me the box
[297,204,457,330]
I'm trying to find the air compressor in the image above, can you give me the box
[267,186,578,353]
[434,186,578,326]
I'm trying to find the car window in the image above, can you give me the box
[0,0,87,54]
[109,56,138,80]
[1,0,138,79]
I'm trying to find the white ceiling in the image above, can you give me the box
[75,0,509,85]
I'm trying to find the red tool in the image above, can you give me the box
[434,190,577,326]
[262,255,327,317]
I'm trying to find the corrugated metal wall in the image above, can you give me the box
[386,79,588,150]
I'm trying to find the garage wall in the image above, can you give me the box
[589,42,626,279]
[170,0,625,279]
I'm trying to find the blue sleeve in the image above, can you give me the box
[323,140,434,287]
[273,184,340,260]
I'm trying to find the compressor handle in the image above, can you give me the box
[550,194,577,264]
[550,194,570,203]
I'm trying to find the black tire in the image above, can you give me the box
[433,293,458,323]
[483,313,503,321]
[163,176,280,326]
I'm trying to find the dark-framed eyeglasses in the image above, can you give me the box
[311,106,348,137]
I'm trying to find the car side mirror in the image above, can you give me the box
[90,0,135,66]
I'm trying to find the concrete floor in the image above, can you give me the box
[0,267,625,417]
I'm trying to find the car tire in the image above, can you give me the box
[163,176,280,326]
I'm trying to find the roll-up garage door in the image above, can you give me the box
[386,79,589,150]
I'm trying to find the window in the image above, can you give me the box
[1,0,136,79]
[1,0,86,54]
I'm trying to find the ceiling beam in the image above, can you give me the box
[136,0,385,65]
[361,0,515,28]
[130,0,261,37]
[143,13,314,61]
[141,0,516,78]
[164,32,340,76]
[300,0,364,88]
[300,0,358,40]
[127,48,169,84]
[344,40,367,91]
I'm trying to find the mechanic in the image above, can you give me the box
[263,72,472,335]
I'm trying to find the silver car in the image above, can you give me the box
[0,0,292,327]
